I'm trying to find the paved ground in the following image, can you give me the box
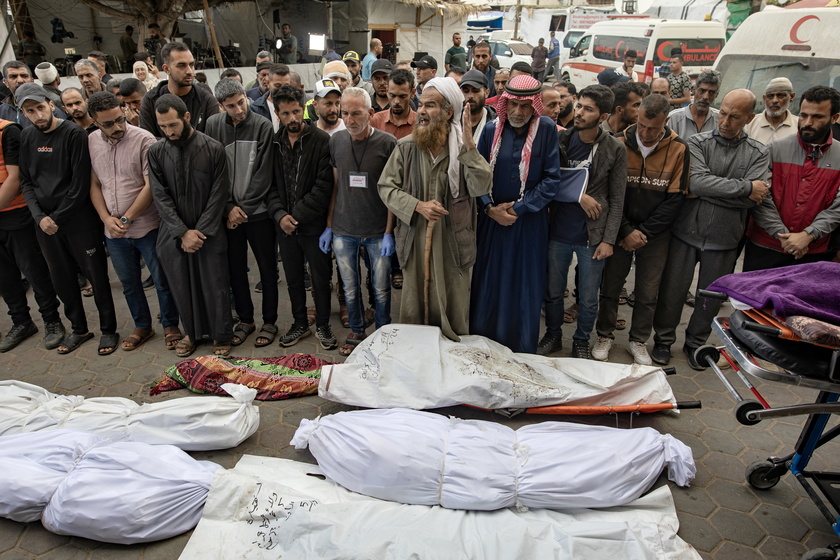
[0,256,838,560]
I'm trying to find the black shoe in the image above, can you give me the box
[651,343,671,365]
[683,344,706,371]
[142,275,154,290]
[316,324,337,350]
[255,281,263,293]
[571,339,592,360]
[536,332,562,356]
[279,322,311,347]
[44,321,66,350]
[0,322,38,353]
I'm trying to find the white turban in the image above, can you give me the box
[424,77,464,198]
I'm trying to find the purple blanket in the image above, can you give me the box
[707,261,840,326]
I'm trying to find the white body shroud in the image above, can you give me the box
[321,324,675,410]
[0,380,259,451]
[292,408,695,510]
[0,430,219,544]
[179,455,701,560]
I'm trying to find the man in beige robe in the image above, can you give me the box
[378,77,491,340]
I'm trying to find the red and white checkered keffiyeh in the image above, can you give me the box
[489,74,544,200]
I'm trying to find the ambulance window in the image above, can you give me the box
[592,35,649,62]
[576,35,592,55]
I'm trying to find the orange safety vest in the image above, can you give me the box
[0,119,26,213]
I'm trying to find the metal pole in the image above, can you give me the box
[202,0,225,69]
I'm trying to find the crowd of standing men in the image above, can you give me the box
[0,37,838,366]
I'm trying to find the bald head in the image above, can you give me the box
[718,88,757,140]
[650,78,669,97]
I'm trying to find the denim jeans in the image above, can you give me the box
[106,229,179,331]
[544,240,606,341]
[333,234,391,334]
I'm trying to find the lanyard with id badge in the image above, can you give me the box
[349,128,373,189]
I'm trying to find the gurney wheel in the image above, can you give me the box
[746,460,781,490]
[735,400,764,426]
[801,548,839,560]
[694,345,720,368]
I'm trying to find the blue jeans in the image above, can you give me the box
[106,229,179,331]
[333,234,391,334]
[544,240,606,341]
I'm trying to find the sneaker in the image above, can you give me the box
[316,324,337,350]
[536,332,562,356]
[44,321,66,350]
[0,321,38,353]
[628,341,653,365]
[683,344,706,371]
[279,323,311,347]
[255,281,263,293]
[571,339,592,360]
[651,343,671,365]
[591,336,612,361]
[141,275,154,290]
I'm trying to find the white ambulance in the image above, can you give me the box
[713,7,840,113]
[559,18,726,89]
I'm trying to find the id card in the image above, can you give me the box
[349,171,368,188]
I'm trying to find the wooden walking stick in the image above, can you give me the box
[423,215,435,325]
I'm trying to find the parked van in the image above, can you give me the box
[560,19,726,89]
[713,8,840,113]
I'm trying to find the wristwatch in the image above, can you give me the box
[120,216,133,225]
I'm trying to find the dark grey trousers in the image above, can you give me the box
[653,237,738,349]
[596,232,671,343]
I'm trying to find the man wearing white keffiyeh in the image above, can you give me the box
[471,74,562,354]
[378,77,492,341]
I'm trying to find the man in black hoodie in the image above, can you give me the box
[268,85,337,351]
[139,43,219,137]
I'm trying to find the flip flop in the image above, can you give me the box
[618,287,628,305]
[564,303,578,324]
[255,324,278,347]
[339,332,366,356]
[175,337,196,358]
[391,271,403,290]
[231,322,256,346]
[98,333,120,356]
[164,326,183,350]
[340,305,350,329]
[122,328,154,351]
[57,332,94,354]
[82,284,94,297]
[615,318,627,331]
[213,340,231,356]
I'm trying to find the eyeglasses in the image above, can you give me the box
[98,115,126,129]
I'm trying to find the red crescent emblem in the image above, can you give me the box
[790,15,819,44]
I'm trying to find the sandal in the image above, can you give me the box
[231,322,256,346]
[364,307,375,328]
[615,318,627,331]
[255,323,278,347]
[122,328,154,351]
[98,333,120,356]
[81,284,94,297]
[213,340,232,356]
[685,292,696,308]
[164,326,183,350]
[391,271,403,290]
[340,304,350,329]
[627,291,636,307]
[57,332,94,354]
[564,303,579,324]
[339,332,366,356]
[175,336,196,358]
[619,287,628,305]
[307,306,316,326]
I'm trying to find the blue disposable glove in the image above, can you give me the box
[381,233,395,257]
[319,228,333,253]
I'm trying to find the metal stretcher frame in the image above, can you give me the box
[700,311,840,541]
